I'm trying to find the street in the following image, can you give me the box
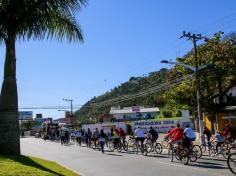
[21,138,232,176]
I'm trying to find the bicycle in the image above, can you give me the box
[132,138,147,155]
[145,139,163,154]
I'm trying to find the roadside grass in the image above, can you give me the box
[0,155,79,176]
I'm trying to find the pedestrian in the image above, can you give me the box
[76,130,82,146]
[98,129,107,153]
[203,126,211,150]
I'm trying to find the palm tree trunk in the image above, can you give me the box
[0,34,20,155]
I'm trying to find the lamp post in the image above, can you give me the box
[161,60,214,139]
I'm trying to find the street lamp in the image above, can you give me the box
[161,60,214,139]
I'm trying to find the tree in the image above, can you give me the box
[164,32,236,132]
[0,0,87,155]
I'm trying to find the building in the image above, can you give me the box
[19,111,33,121]
[110,106,160,122]
[203,86,236,131]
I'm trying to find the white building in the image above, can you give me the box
[110,106,160,121]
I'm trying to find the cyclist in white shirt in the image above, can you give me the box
[134,127,145,152]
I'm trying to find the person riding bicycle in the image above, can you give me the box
[113,128,120,149]
[119,127,126,144]
[181,133,191,151]
[165,123,184,145]
[184,125,196,142]
[211,130,225,156]
[223,123,234,142]
[148,126,158,144]
[165,123,183,161]
[134,126,145,153]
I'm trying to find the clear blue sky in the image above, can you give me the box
[0,0,236,119]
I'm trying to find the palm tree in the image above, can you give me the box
[0,0,87,155]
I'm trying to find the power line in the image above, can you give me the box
[89,66,236,108]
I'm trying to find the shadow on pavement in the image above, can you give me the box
[7,155,65,176]
[105,153,123,156]
[201,156,226,162]
[189,162,228,169]
[145,154,168,159]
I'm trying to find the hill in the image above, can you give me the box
[75,68,179,123]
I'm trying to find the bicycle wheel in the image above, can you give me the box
[142,146,148,156]
[155,143,163,154]
[162,140,169,149]
[145,142,153,153]
[109,142,115,152]
[222,146,230,159]
[91,142,96,150]
[117,142,122,152]
[179,149,189,165]
[189,151,198,162]
[229,146,236,154]
[132,143,138,154]
[192,145,202,158]
[200,144,206,153]
[227,153,236,175]
[123,141,128,151]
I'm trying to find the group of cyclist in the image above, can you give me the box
[73,122,234,157]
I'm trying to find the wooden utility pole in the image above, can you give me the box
[180,31,206,137]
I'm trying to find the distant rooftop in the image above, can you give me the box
[110,106,160,114]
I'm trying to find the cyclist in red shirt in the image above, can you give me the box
[165,123,184,144]
[165,123,184,162]
[223,123,234,142]
[119,128,126,143]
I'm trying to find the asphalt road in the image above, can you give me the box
[21,138,232,176]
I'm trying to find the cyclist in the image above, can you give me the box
[211,130,225,156]
[119,127,126,144]
[134,126,145,153]
[165,123,184,161]
[148,126,159,144]
[113,128,120,149]
[184,125,196,142]
[223,123,234,142]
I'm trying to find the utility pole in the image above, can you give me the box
[180,31,206,139]
[63,98,73,115]
[63,98,75,127]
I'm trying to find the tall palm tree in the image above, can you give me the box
[0,0,87,155]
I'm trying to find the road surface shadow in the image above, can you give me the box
[105,153,123,156]
[145,154,168,158]
[7,155,65,176]
[189,162,227,169]
[201,156,226,162]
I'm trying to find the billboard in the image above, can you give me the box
[19,111,33,120]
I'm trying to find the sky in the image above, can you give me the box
[0,0,236,119]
